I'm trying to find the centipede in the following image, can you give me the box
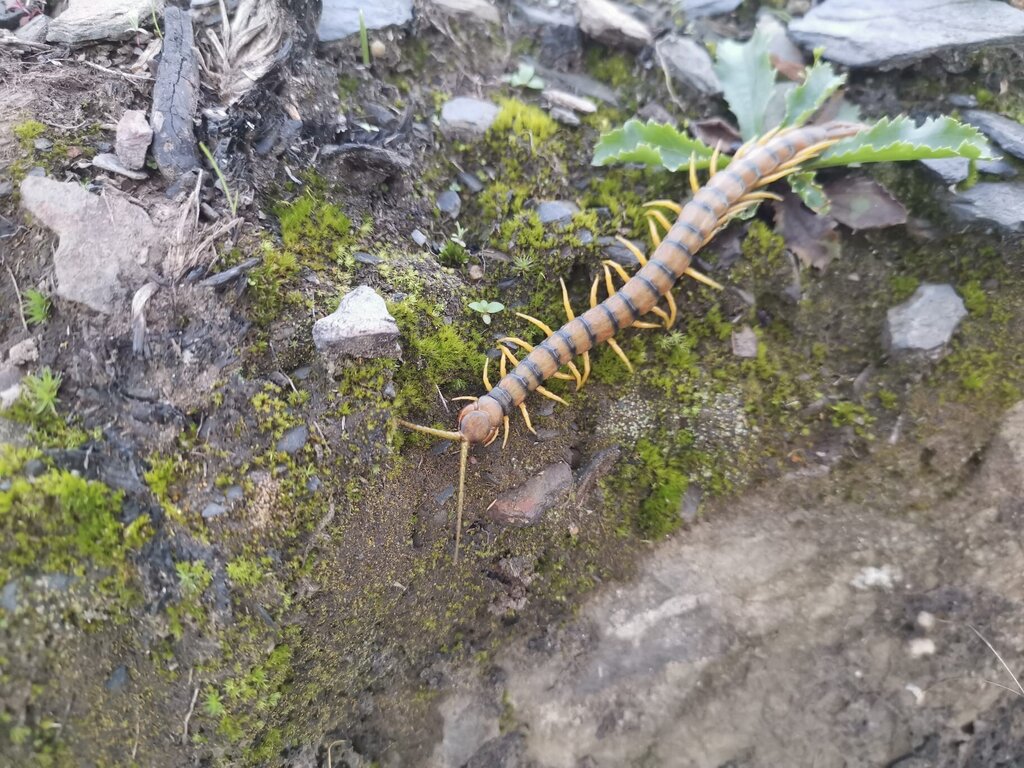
[400,120,865,561]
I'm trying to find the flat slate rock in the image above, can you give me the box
[962,110,1024,161]
[485,462,573,527]
[439,97,500,141]
[789,0,1024,69]
[655,34,721,96]
[576,0,652,50]
[319,0,413,40]
[883,284,966,357]
[948,182,1024,232]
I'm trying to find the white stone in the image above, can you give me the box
[318,0,413,41]
[313,285,401,361]
[429,0,500,24]
[7,338,38,367]
[116,110,153,170]
[541,89,597,114]
[907,637,936,658]
[916,611,936,630]
[576,0,652,50]
[850,565,899,591]
[19,176,163,313]
[731,326,758,358]
[92,152,148,181]
[48,0,166,46]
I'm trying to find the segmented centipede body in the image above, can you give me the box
[401,120,864,560]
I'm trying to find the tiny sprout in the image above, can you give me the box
[504,63,544,90]
[468,300,504,325]
[23,367,62,417]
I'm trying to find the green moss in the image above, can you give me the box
[390,296,486,414]
[489,98,559,144]
[959,279,988,315]
[246,243,300,327]
[584,47,637,90]
[226,556,265,588]
[275,195,353,260]
[0,445,150,586]
[144,454,186,522]
[613,437,691,538]
[889,274,920,301]
[13,119,46,146]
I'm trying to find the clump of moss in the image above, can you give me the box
[13,119,46,147]
[612,437,692,538]
[0,445,150,585]
[275,195,353,261]
[489,98,559,144]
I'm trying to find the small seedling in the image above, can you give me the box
[359,10,370,67]
[23,288,51,326]
[22,367,61,417]
[511,253,535,275]
[199,142,239,217]
[504,63,544,90]
[439,223,470,267]
[468,300,504,325]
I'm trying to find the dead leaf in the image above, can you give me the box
[771,53,805,83]
[774,193,841,270]
[689,118,743,154]
[822,177,907,230]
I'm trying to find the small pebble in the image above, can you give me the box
[916,611,936,631]
[370,39,386,58]
[201,502,227,519]
[468,264,485,281]
[411,229,428,247]
[549,107,580,126]
[456,171,484,194]
[436,189,461,219]
[34,138,53,152]
[908,637,937,658]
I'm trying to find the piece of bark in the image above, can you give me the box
[151,7,200,180]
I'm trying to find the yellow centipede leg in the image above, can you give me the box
[501,415,510,448]
[535,386,569,406]
[615,235,648,266]
[483,357,492,389]
[710,141,722,176]
[590,275,601,309]
[664,290,677,328]
[518,403,536,435]
[602,260,667,328]
[684,268,724,291]
[606,338,634,372]
[646,208,674,238]
[688,152,700,194]
[643,199,682,216]
[648,217,663,248]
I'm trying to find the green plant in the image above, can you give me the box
[176,560,213,597]
[204,689,226,718]
[593,35,992,213]
[511,253,535,275]
[21,367,61,417]
[468,300,504,325]
[199,142,239,217]
[358,10,370,67]
[439,223,470,267]
[504,62,544,90]
[23,288,51,326]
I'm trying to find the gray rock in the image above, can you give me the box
[201,502,227,519]
[7,338,38,367]
[542,89,596,114]
[354,251,382,265]
[411,229,428,247]
[429,0,500,24]
[313,285,401,361]
[276,425,309,455]
[116,110,153,170]
[962,110,1024,161]
[92,152,148,180]
[15,15,49,43]
[655,35,721,96]
[440,97,500,141]
[981,400,1024,496]
[924,156,1019,185]
[0,580,18,614]
[535,200,579,225]
[105,665,129,693]
[457,171,484,194]
[151,7,200,180]
[600,236,643,268]
[34,138,52,152]
[485,462,573,526]
[0,180,12,198]
[949,182,1024,232]
[576,0,652,50]
[0,364,22,412]
[731,326,759,358]
[47,0,166,45]
[679,0,742,17]
[512,3,582,68]
[549,107,580,126]
[436,189,462,219]
[319,0,413,40]
[19,176,163,313]
[920,157,970,185]
[883,284,966,357]
[224,485,244,502]
[789,0,1024,69]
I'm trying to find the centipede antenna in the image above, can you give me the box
[454,439,469,564]
[397,419,463,442]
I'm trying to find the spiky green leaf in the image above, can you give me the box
[591,119,716,171]
[809,116,995,169]
[788,172,830,215]
[781,59,846,129]
[713,29,775,140]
